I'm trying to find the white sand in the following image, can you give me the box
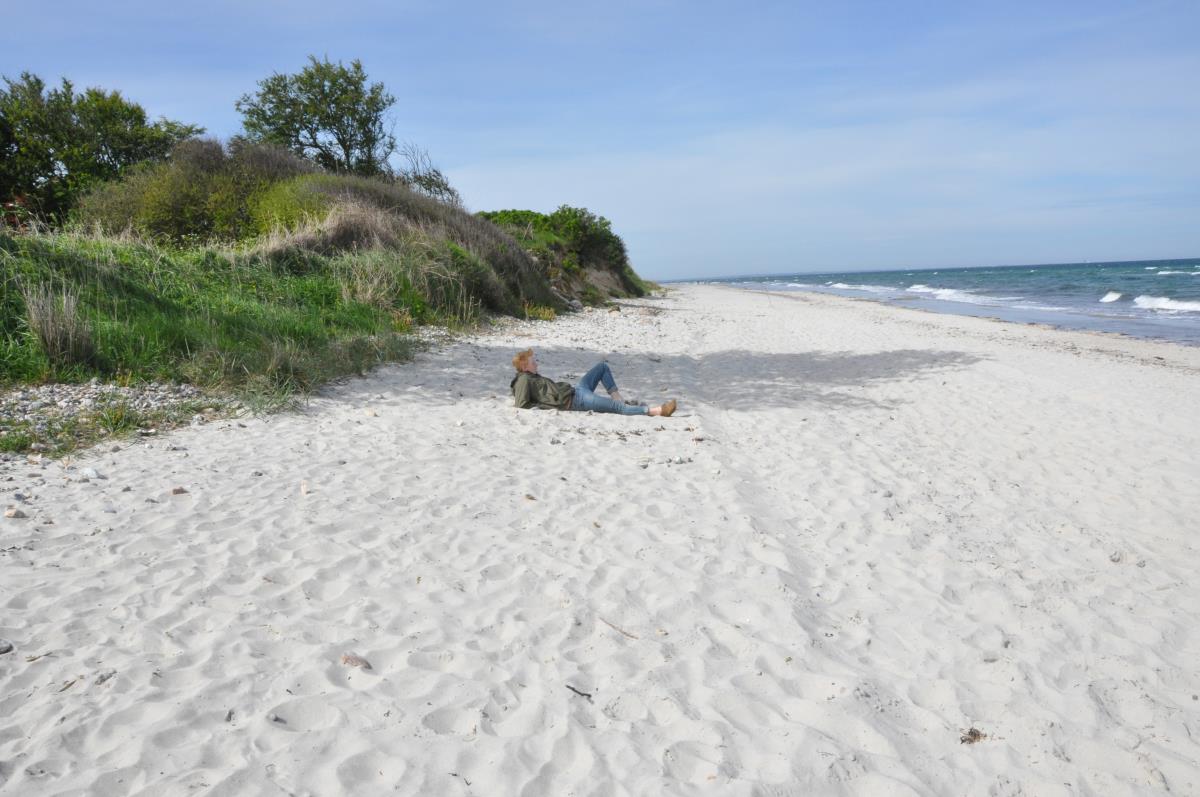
[2,284,1199,796]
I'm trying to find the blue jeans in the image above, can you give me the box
[571,363,647,415]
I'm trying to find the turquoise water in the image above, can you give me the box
[701,259,1200,345]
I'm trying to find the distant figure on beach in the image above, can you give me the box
[510,349,677,417]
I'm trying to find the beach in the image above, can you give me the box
[2,283,1199,795]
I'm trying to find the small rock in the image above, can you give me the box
[80,467,101,480]
[300,481,310,496]
[1109,551,1122,564]
[94,669,117,685]
[251,471,263,477]
[121,486,131,492]
[363,408,377,417]
[340,653,373,670]
[12,493,26,502]
[267,712,284,724]
[0,639,13,655]
[1137,560,1146,568]
[171,486,188,495]
[4,507,27,519]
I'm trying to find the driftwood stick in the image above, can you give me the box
[565,684,594,703]
[599,617,640,640]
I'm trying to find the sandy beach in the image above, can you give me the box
[2,283,1199,796]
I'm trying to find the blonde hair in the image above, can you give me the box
[512,348,534,372]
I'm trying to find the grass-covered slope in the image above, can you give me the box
[0,230,412,393]
[73,140,560,316]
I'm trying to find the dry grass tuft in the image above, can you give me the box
[22,283,95,368]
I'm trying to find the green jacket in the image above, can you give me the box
[511,371,574,410]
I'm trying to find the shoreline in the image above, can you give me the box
[689,278,1200,348]
[726,283,1200,371]
[2,284,1197,795]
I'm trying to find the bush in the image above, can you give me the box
[74,139,316,242]
[479,205,647,298]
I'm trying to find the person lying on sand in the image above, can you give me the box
[510,349,677,417]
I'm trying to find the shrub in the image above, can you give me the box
[479,205,646,298]
[249,175,336,236]
[74,139,316,242]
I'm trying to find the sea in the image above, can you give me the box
[698,258,1200,345]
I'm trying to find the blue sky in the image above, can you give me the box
[5,1,1199,279]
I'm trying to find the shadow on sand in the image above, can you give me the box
[360,342,983,412]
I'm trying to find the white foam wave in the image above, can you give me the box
[1099,291,1122,303]
[1133,295,1200,313]
[906,284,1009,306]
[1012,303,1070,312]
[1156,270,1200,276]
[828,282,896,293]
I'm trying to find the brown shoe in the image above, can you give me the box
[660,399,677,417]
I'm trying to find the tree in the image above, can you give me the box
[236,56,396,177]
[0,72,203,220]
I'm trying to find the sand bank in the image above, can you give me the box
[2,284,1198,795]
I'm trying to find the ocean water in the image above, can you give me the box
[701,259,1200,345]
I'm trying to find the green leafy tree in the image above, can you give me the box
[0,72,202,220]
[236,56,397,177]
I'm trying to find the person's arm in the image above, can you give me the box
[512,374,534,408]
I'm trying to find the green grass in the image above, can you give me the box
[1,230,416,394]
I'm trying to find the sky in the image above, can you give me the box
[4,0,1199,280]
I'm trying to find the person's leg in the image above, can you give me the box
[578,362,618,394]
[572,385,648,415]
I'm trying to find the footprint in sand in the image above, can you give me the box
[422,705,479,735]
[662,740,725,784]
[335,750,406,790]
[265,697,344,732]
[603,693,648,722]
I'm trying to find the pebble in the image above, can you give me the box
[0,639,13,655]
[4,507,27,519]
[79,467,101,480]
[171,486,188,495]
[0,381,207,430]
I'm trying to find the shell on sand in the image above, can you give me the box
[340,653,372,670]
